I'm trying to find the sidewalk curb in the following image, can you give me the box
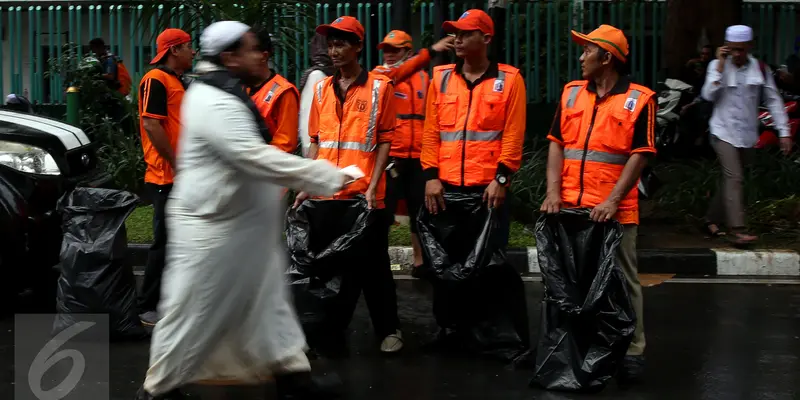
[126,244,800,277]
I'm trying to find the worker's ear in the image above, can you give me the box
[602,50,614,67]
[483,34,492,46]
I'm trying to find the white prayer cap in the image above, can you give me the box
[725,25,753,43]
[200,21,251,57]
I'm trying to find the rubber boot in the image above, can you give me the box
[274,371,342,399]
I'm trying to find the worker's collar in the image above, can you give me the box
[156,64,184,78]
[455,58,499,81]
[333,66,369,87]
[587,75,630,97]
[249,69,278,93]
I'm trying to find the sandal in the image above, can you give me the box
[731,232,758,247]
[380,330,404,353]
[701,221,726,237]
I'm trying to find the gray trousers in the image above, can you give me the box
[618,224,645,356]
[706,136,752,229]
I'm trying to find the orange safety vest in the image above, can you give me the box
[558,80,655,225]
[250,73,300,152]
[313,72,394,206]
[390,70,428,159]
[429,63,521,187]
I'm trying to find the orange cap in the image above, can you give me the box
[442,9,495,36]
[378,30,413,50]
[316,16,365,42]
[151,29,192,65]
[571,24,629,63]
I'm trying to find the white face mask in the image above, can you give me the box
[383,50,411,68]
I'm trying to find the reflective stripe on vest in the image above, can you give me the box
[317,79,383,153]
[263,82,280,103]
[315,81,324,104]
[440,130,502,142]
[566,86,581,108]
[563,149,628,165]
[365,78,382,152]
[440,69,453,93]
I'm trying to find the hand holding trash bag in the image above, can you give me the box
[424,179,446,214]
[482,180,506,209]
[589,199,619,222]
[540,193,562,215]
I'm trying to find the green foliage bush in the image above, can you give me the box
[651,150,800,235]
[49,44,146,196]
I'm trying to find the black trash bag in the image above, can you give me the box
[53,187,147,341]
[417,192,529,362]
[530,209,636,392]
[286,197,377,355]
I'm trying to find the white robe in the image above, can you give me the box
[144,62,344,395]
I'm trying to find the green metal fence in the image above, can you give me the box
[0,1,797,105]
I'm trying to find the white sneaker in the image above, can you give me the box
[380,330,404,353]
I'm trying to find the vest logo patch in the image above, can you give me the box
[417,90,424,99]
[493,79,504,93]
[264,92,274,103]
[356,99,368,112]
[623,97,637,111]
[394,92,408,99]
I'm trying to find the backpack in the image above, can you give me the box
[116,59,132,96]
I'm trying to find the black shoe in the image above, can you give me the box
[618,355,645,385]
[135,386,189,400]
[412,262,433,280]
[275,371,342,399]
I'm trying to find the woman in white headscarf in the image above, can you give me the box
[136,21,353,400]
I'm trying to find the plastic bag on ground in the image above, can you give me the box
[53,187,146,341]
[285,197,376,354]
[530,208,636,392]
[417,192,529,362]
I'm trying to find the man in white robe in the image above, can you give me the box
[136,21,353,400]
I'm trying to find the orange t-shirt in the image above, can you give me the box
[138,67,185,185]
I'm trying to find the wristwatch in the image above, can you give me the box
[495,173,510,187]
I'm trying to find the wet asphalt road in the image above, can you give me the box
[1,280,799,400]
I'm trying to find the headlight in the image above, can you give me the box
[0,140,60,175]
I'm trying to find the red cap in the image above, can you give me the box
[151,29,192,65]
[571,24,629,63]
[442,9,495,36]
[316,16,365,42]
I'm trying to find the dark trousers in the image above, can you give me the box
[137,183,172,313]
[330,209,400,341]
[384,157,425,233]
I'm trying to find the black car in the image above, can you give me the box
[0,109,109,312]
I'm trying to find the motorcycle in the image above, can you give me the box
[756,98,799,149]
[755,66,799,149]
[640,79,697,199]
[654,79,696,156]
